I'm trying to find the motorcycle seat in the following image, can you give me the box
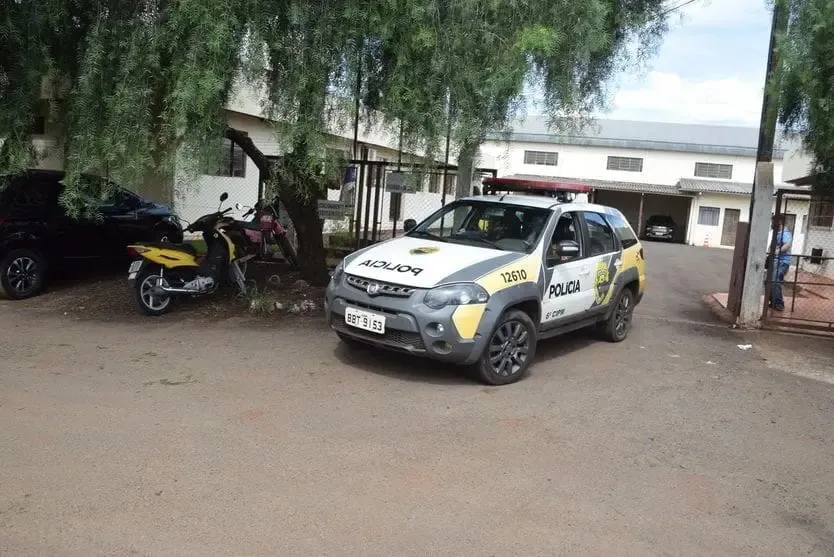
[142,242,199,256]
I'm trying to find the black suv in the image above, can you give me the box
[0,170,183,299]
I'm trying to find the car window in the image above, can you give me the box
[605,210,639,249]
[10,176,60,210]
[411,201,549,253]
[648,215,675,227]
[583,212,617,256]
[547,212,582,265]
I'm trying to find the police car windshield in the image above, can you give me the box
[410,201,549,253]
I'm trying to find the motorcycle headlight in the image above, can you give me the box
[330,261,345,285]
[424,283,489,310]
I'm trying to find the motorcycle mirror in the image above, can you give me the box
[235,202,242,211]
[220,192,229,202]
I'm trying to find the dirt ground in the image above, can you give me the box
[2,242,834,556]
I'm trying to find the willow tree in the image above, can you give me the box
[778,0,834,192]
[0,0,667,285]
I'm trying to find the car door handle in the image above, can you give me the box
[579,266,591,275]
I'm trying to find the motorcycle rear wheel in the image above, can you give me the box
[135,267,174,316]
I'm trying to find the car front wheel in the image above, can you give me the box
[474,309,537,386]
[0,249,46,300]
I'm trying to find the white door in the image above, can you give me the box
[541,211,595,324]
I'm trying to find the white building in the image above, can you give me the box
[480,118,813,251]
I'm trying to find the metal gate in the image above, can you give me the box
[763,189,834,332]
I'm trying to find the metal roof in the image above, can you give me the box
[678,178,754,195]
[504,174,686,196]
[487,118,787,159]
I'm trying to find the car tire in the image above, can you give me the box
[598,287,635,343]
[152,227,178,244]
[473,309,537,386]
[0,249,47,300]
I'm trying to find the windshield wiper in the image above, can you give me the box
[410,230,447,242]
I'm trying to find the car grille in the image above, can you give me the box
[345,274,415,298]
[332,318,426,351]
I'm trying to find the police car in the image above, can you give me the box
[325,194,646,385]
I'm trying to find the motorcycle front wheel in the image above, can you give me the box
[135,267,173,316]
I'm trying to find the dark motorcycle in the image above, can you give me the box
[235,199,299,268]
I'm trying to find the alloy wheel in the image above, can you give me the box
[488,320,531,377]
[6,256,38,295]
[614,293,633,337]
[139,274,171,311]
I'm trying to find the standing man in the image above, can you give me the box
[770,215,793,312]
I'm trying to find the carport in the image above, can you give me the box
[571,178,692,243]
[485,174,693,243]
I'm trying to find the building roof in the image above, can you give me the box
[677,178,754,195]
[493,173,807,198]
[487,118,786,159]
[505,174,685,196]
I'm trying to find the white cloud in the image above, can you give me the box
[604,71,764,125]
[672,0,770,28]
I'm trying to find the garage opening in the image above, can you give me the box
[592,190,691,244]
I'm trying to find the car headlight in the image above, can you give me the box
[424,283,489,310]
[330,261,345,285]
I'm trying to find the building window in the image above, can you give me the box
[606,156,643,173]
[524,150,559,166]
[698,206,721,226]
[428,172,441,194]
[31,116,46,136]
[809,199,834,229]
[212,138,246,178]
[444,174,456,196]
[694,162,733,180]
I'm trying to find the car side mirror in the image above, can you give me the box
[403,219,417,232]
[556,240,580,257]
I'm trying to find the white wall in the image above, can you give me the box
[686,193,810,253]
[480,139,785,187]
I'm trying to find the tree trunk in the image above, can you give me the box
[225,127,329,286]
[453,140,481,230]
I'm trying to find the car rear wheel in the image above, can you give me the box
[474,309,537,386]
[598,287,635,342]
[0,249,46,300]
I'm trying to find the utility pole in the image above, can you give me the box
[736,1,789,327]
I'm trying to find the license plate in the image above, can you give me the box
[344,307,386,334]
[128,260,142,280]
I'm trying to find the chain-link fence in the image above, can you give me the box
[174,138,261,236]
[764,190,834,332]
[319,160,497,255]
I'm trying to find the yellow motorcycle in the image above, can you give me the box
[126,193,254,315]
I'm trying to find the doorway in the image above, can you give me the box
[721,208,740,246]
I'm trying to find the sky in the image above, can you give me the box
[599,0,774,127]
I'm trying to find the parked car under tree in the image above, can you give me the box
[0,170,183,299]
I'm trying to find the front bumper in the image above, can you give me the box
[324,278,488,365]
[645,230,673,240]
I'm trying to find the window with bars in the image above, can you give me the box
[694,162,733,180]
[210,137,246,178]
[698,206,721,226]
[428,173,441,194]
[524,150,559,166]
[606,156,643,172]
[809,199,834,229]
